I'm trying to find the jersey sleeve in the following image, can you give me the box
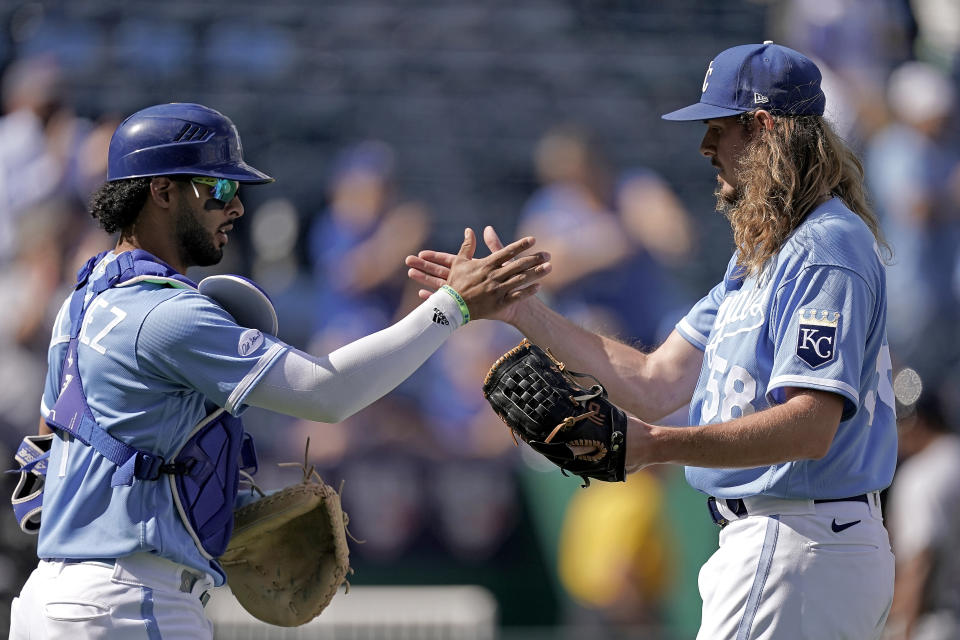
[136,292,290,415]
[675,279,724,350]
[767,264,874,417]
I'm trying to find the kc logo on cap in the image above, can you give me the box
[663,41,826,122]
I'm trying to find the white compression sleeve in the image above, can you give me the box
[244,289,464,422]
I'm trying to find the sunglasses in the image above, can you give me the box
[190,177,239,208]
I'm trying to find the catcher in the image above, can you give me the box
[8,103,551,639]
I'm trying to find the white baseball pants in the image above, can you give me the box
[9,553,215,639]
[697,492,894,640]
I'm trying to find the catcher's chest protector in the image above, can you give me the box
[40,250,257,558]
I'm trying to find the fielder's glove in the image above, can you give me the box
[482,339,628,486]
[220,444,354,627]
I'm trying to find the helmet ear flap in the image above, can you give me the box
[107,103,273,184]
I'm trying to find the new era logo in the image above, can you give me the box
[432,307,449,326]
[754,92,769,104]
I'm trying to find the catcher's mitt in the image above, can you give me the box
[220,444,353,627]
[483,339,628,486]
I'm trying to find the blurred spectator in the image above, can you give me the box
[910,0,960,74]
[865,61,960,386]
[0,203,64,433]
[614,168,696,344]
[335,443,430,563]
[310,313,526,564]
[772,0,914,84]
[410,321,523,560]
[308,140,430,352]
[0,55,93,266]
[770,0,915,143]
[0,200,80,637]
[886,383,960,640]
[811,52,867,145]
[414,321,521,458]
[431,457,519,562]
[517,124,628,305]
[517,125,694,346]
[557,469,675,634]
[69,113,124,205]
[291,139,433,470]
[247,197,319,349]
[616,169,693,269]
[281,140,438,562]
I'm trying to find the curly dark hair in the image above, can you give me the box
[88,178,153,234]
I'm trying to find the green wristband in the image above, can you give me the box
[440,285,470,325]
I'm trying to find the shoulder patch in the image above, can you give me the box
[796,309,839,369]
[238,328,264,356]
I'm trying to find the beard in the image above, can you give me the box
[714,179,742,219]
[175,199,223,267]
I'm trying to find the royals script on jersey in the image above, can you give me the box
[675,199,897,499]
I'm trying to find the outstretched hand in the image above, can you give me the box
[405,226,550,322]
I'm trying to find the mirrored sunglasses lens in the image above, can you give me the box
[192,177,239,205]
[212,179,239,203]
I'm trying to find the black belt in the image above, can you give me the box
[707,494,869,528]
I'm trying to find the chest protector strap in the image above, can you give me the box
[37,250,258,558]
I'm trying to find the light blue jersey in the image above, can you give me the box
[37,253,288,584]
[675,199,897,499]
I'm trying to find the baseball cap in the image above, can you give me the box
[662,41,826,121]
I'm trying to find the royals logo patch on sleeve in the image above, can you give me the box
[796,309,839,368]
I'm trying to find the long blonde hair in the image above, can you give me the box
[724,114,891,277]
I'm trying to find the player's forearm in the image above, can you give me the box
[246,289,462,422]
[511,298,697,421]
[633,389,842,468]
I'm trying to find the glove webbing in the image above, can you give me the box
[543,346,604,390]
[544,409,598,444]
[489,341,607,456]
[542,376,605,449]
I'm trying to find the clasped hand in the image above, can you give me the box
[406,227,551,321]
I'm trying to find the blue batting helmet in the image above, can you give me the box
[107,103,274,183]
